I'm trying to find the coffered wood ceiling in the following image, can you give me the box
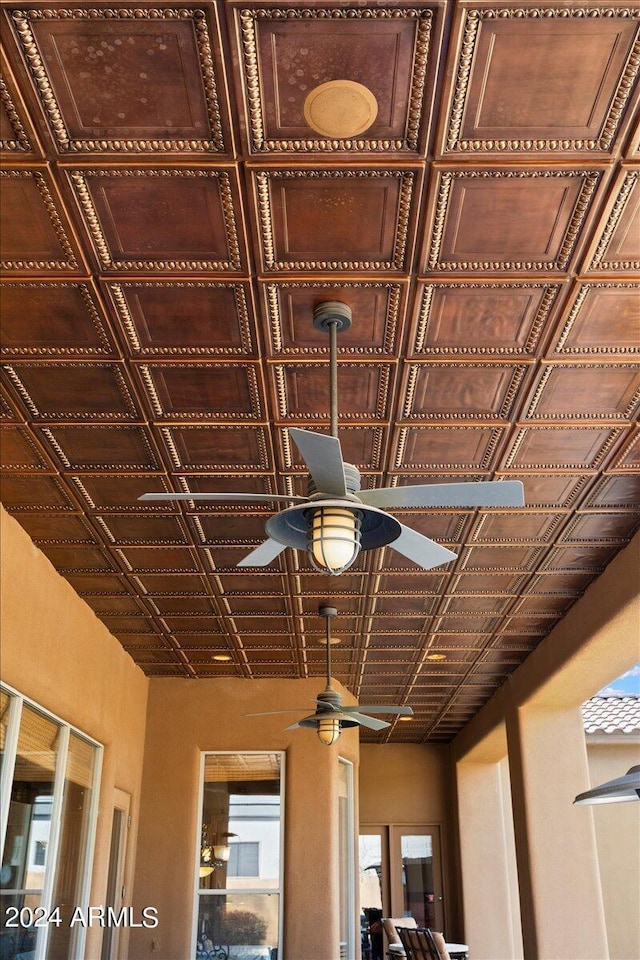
[1,0,639,742]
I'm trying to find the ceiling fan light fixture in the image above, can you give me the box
[317,716,342,746]
[309,505,362,575]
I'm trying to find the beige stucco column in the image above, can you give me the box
[128,677,358,960]
[506,701,609,960]
[456,732,523,960]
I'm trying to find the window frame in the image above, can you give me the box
[0,682,103,960]
[192,751,285,960]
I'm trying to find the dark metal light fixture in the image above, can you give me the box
[573,764,640,805]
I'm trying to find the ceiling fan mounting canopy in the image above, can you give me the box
[312,300,352,333]
[138,300,524,575]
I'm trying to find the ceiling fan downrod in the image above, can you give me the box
[312,301,352,440]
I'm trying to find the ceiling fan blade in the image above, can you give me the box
[289,427,347,497]
[236,539,288,567]
[348,712,391,731]
[342,704,414,716]
[359,479,524,509]
[284,717,310,731]
[138,492,307,503]
[389,524,458,571]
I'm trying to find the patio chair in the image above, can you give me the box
[395,926,451,960]
[383,916,417,956]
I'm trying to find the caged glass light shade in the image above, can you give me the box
[317,716,341,746]
[309,506,361,574]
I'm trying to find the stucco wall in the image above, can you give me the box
[359,744,458,936]
[0,505,149,959]
[129,676,360,960]
[587,738,640,960]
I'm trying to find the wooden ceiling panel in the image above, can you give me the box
[273,361,394,422]
[550,281,640,356]
[131,573,209,595]
[1,282,114,357]
[14,514,97,544]
[281,425,385,472]
[7,6,229,155]
[1,0,638,742]
[409,281,562,358]
[70,474,174,512]
[64,572,129,595]
[584,167,640,272]
[160,425,271,472]
[587,474,640,509]
[441,6,640,157]
[96,514,189,545]
[194,513,273,545]
[106,282,257,358]
[542,543,620,572]
[391,425,507,472]
[1,475,74,510]
[400,362,530,420]
[469,511,564,544]
[423,166,602,274]
[0,52,41,156]
[138,362,263,421]
[251,166,419,272]
[0,168,83,273]
[3,362,139,421]
[495,473,591,510]
[67,167,245,272]
[37,425,158,471]
[38,543,114,572]
[502,426,623,471]
[261,280,405,356]
[1,426,52,472]
[148,596,216,615]
[560,512,640,544]
[524,364,640,422]
[231,4,442,155]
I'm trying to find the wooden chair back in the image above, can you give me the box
[396,926,442,960]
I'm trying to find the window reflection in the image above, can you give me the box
[401,835,435,929]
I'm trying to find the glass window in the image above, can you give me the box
[196,753,282,960]
[0,686,101,960]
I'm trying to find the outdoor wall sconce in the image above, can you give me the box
[573,764,640,805]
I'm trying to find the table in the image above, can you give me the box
[388,940,468,959]
[446,944,468,960]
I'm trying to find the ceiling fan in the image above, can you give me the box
[139,301,524,575]
[247,604,413,745]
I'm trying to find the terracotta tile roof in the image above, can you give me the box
[582,695,640,734]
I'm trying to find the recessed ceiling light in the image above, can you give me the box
[398,716,413,722]
[212,654,232,662]
[318,635,341,645]
[303,80,378,138]
[425,653,447,661]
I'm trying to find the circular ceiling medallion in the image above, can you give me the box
[303,80,378,138]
